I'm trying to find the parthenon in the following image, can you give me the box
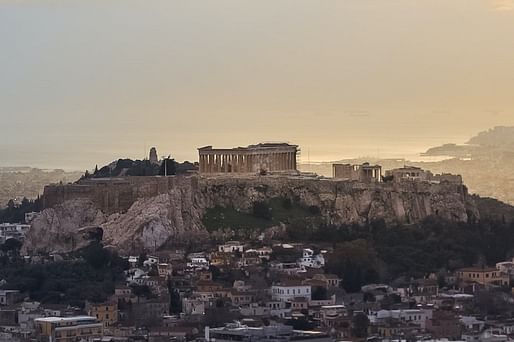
[198,143,298,174]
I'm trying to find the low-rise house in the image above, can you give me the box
[370,318,422,340]
[298,248,325,269]
[196,280,224,293]
[312,274,341,288]
[270,262,305,275]
[0,290,21,306]
[229,290,254,306]
[461,316,486,333]
[114,286,133,301]
[496,259,514,276]
[317,305,347,328]
[369,308,433,329]
[266,301,291,318]
[210,252,234,267]
[256,247,273,260]
[207,322,332,342]
[398,278,439,303]
[239,250,262,268]
[182,297,206,316]
[462,330,508,342]
[271,280,311,302]
[290,297,309,311]
[240,303,271,317]
[87,302,118,327]
[457,267,509,287]
[0,223,30,244]
[233,280,251,292]
[187,256,209,270]
[309,295,337,308]
[17,302,45,331]
[218,241,244,253]
[486,320,514,336]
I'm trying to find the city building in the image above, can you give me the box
[218,241,244,253]
[298,249,325,269]
[34,316,103,342]
[312,274,341,288]
[0,290,21,306]
[0,223,30,244]
[456,267,509,287]
[198,143,298,174]
[271,281,311,302]
[86,302,118,327]
[206,322,331,342]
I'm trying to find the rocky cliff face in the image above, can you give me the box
[23,175,479,255]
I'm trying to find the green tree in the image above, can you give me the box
[326,239,380,292]
[352,312,370,338]
[159,158,177,176]
[169,288,182,314]
[253,201,272,220]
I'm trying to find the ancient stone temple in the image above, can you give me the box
[333,162,382,182]
[198,143,298,174]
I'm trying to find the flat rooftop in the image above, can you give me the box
[34,316,97,323]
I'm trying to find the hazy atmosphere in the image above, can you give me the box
[2,0,514,169]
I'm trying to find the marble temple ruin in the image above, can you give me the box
[198,143,298,174]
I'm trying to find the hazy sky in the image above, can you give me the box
[1,0,514,170]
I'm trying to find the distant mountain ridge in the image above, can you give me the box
[422,126,514,158]
[467,126,514,147]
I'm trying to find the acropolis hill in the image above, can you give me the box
[26,173,479,254]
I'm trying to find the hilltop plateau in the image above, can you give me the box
[22,174,478,255]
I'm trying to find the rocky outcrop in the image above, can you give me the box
[22,199,107,255]
[24,175,479,255]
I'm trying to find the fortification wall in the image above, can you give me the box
[42,176,180,214]
[43,175,469,215]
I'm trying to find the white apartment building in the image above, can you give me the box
[271,281,311,302]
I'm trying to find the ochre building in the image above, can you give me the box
[198,143,298,174]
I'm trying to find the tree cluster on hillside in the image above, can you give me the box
[0,242,129,307]
[287,216,514,292]
[85,158,198,179]
[0,197,40,223]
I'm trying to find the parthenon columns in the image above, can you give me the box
[198,143,298,174]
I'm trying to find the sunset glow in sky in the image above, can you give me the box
[1,0,514,169]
